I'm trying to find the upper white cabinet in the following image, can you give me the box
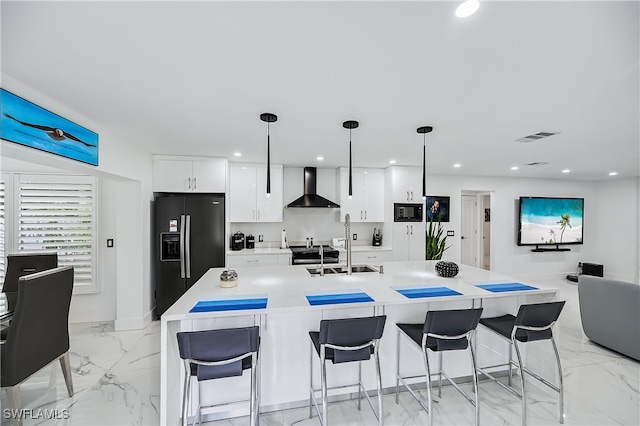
[388,166,423,203]
[153,157,226,193]
[337,168,384,222]
[229,164,283,222]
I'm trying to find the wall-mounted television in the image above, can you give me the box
[518,197,584,246]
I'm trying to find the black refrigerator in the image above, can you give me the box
[153,193,225,318]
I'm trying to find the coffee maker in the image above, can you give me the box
[245,234,255,249]
[372,228,382,246]
[231,232,244,251]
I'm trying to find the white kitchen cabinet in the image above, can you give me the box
[153,157,226,193]
[393,222,425,261]
[351,250,393,264]
[387,166,423,203]
[226,253,290,268]
[229,164,283,222]
[338,168,384,222]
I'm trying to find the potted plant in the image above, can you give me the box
[426,220,449,260]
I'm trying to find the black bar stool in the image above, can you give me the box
[477,301,565,425]
[395,307,483,426]
[309,315,387,426]
[176,326,260,426]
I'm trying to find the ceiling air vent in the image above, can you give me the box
[516,131,560,143]
[526,162,549,166]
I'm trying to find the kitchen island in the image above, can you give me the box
[160,261,560,424]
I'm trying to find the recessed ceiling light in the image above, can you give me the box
[233,152,242,157]
[389,160,396,164]
[609,172,618,176]
[453,163,461,168]
[562,169,570,173]
[511,166,519,171]
[316,156,324,161]
[456,0,480,18]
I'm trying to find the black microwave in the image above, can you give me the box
[394,203,423,222]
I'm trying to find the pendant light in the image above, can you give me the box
[260,113,277,196]
[343,120,359,199]
[417,126,433,199]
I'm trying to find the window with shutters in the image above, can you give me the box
[3,174,98,293]
[0,177,5,287]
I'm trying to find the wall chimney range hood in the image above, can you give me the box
[286,167,340,208]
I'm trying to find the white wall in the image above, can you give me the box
[1,75,155,329]
[425,174,638,282]
[592,177,639,282]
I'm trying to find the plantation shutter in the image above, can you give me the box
[0,177,5,287]
[16,174,96,292]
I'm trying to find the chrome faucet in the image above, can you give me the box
[345,214,352,275]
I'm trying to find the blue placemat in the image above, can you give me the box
[396,287,462,299]
[190,297,268,313]
[306,292,374,306]
[475,283,538,293]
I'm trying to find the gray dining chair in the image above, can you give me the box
[0,266,74,425]
[2,252,58,293]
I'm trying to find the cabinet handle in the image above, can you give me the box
[406,191,410,201]
[411,225,414,234]
[193,177,197,190]
[410,191,414,201]
[406,225,409,235]
[188,177,191,189]
[257,209,260,221]
[360,210,363,220]
[253,209,256,220]
[247,259,259,263]
[364,210,367,220]
[367,255,377,259]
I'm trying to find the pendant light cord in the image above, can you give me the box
[266,121,271,195]
[348,127,353,197]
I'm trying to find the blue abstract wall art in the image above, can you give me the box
[1,89,99,166]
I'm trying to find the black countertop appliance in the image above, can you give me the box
[372,228,382,246]
[245,234,255,249]
[231,232,244,251]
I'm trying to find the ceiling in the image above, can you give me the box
[1,1,639,180]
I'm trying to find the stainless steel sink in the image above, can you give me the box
[306,264,378,276]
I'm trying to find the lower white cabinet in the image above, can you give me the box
[351,251,393,264]
[392,222,425,261]
[227,254,291,268]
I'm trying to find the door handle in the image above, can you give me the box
[406,191,410,201]
[461,236,466,239]
[406,225,409,235]
[360,210,363,220]
[185,215,191,279]
[364,210,367,220]
[187,177,191,190]
[179,215,186,279]
[193,177,197,190]
[410,225,413,234]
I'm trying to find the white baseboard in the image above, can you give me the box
[114,310,153,331]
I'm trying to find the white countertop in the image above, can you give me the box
[335,245,392,252]
[162,260,558,321]
[226,247,292,256]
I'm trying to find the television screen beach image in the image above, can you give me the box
[518,197,584,246]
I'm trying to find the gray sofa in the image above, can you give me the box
[578,275,640,361]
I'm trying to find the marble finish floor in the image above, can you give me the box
[1,279,638,425]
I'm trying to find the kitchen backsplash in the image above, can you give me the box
[230,208,386,248]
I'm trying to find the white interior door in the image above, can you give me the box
[461,195,478,266]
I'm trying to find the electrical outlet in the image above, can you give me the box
[258,235,264,242]
[447,230,455,237]
[353,233,357,240]
[107,239,114,248]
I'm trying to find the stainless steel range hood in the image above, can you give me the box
[286,167,340,208]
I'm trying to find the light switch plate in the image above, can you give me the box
[107,239,114,247]
[353,234,357,240]
[447,231,455,237]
